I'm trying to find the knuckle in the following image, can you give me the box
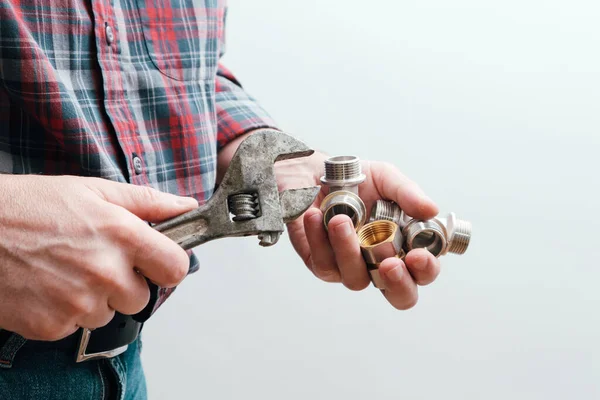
[131,284,151,314]
[108,214,139,244]
[162,250,189,287]
[34,319,68,341]
[134,185,161,205]
[94,263,120,289]
[70,295,97,317]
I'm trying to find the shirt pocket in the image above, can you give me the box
[136,0,224,82]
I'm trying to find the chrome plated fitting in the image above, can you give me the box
[369,200,472,257]
[357,220,406,289]
[319,155,367,231]
[403,213,472,257]
[320,190,367,231]
[369,199,409,228]
[320,155,366,195]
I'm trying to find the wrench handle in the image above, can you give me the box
[153,206,210,250]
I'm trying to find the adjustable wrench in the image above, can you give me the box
[153,129,320,248]
[76,130,320,362]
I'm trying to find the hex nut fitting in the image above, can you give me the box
[320,190,367,231]
[403,212,472,257]
[357,220,406,289]
[320,155,366,195]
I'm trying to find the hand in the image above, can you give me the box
[278,152,441,310]
[0,175,197,340]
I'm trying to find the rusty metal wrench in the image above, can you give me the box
[152,129,320,248]
[76,130,320,362]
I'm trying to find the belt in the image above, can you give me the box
[74,279,164,362]
[75,312,143,362]
[0,312,142,366]
[0,281,163,364]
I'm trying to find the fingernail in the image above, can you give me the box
[334,222,354,238]
[309,212,322,224]
[386,264,403,282]
[176,197,198,208]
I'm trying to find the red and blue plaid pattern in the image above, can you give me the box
[0,1,277,281]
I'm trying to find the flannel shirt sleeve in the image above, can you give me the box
[215,64,279,151]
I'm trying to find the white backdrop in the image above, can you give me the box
[143,1,600,399]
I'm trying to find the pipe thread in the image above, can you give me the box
[324,156,362,181]
[358,220,396,246]
[370,200,402,225]
[448,219,471,254]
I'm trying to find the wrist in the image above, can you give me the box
[216,128,279,184]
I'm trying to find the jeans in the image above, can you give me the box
[0,330,147,399]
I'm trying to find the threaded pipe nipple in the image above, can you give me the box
[320,156,366,194]
[370,200,405,227]
[324,156,362,181]
[448,219,472,254]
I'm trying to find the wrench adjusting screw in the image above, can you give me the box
[228,192,260,221]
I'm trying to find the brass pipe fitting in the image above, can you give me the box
[319,155,367,231]
[320,190,367,231]
[357,220,406,289]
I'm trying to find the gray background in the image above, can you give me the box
[144,1,600,399]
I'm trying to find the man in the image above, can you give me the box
[0,1,441,398]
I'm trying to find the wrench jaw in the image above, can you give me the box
[279,186,321,224]
[232,129,315,164]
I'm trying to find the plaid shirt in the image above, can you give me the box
[0,0,277,312]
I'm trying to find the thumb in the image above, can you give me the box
[85,178,198,222]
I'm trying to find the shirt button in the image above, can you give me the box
[105,24,115,45]
[132,155,143,175]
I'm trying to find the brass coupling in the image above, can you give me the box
[320,156,367,231]
[357,220,406,289]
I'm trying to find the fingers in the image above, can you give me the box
[326,215,370,291]
[107,267,151,316]
[116,210,190,288]
[76,303,116,331]
[86,178,198,222]
[368,161,438,220]
[378,258,419,310]
[303,208,341,282]
[404,249,441,286]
